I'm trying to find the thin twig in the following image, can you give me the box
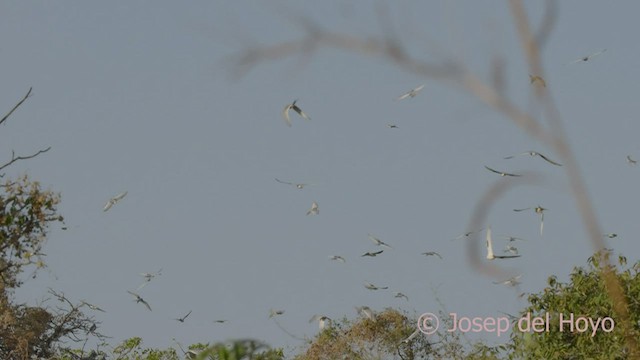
[0,87,32,126]
[0,146,51,174]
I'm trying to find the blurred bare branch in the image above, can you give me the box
[232,2,637,356]
[534,0,558,50]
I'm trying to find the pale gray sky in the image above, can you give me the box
[3,1,639,355]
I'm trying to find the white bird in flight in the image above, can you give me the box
[396,84,425,101]
[504,151,562,166]
[493,274,523,287]
[451,228,484,241]
[282,100,311,127]
[309,314,331,330]
[503,245,519,255]
[275,178,313,189]
[500,235,526,242]
[356,306,375,320]
[514,206,547,235]
[361,250,384,257]
[137,268,162,290]
[329,255,346,263]
[364,281,388,290]
[486,227,521,260]
[306,201,319,216]
[627,155,637,165]
[568,49,607,64]
[127,290,152,311]
[269,309,285,318]
[103,191,127,212]
[484,165,522,177]
[421,251,442,259]
[175,310,192,323]
[80,300,106,313]
[368,234,393,249]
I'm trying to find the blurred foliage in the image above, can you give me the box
[508,250,640,359]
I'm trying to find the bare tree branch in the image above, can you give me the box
[0,147,52,176]
[0,87,33,127]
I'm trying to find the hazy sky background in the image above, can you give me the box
[2,1,640,355]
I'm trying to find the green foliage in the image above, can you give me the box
[294,308,500,360]
[0,174,63,290]
[109,337,180,360]
[192,339,283,360]
[507,250,640,359]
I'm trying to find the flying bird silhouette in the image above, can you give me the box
[627,155,637,165]
[269,309,285,318]
[368,234,393,249]
[306,201,319,216]
[451,228,484,241]
[484,165,522,177]
[275,178,313,189]
[309,315,331,330]
[394,292,409,301]
[504,151,562,166]
[103,191,127,212]
[356,306,375,320]
[282,100,310,127]
[361,250,384,257]
[493,274,522,287]
[568,49,607,64]
[503,245,519,255]
[514,206,547,235]
[500,235,527,242]
[396,84,425,100]
[80,300,106,313]
[387,124,399,129]
[137,268,162,290]
[175,310,192,323]
[486,227,521,260]
[127,291,152,311]
[364,282,388,290]
[329,255,346,263]
[421,251,442,259]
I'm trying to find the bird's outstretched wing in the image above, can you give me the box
[114,191,128,201]
[536,153,562,166]
[422,251,442,259]
[103,200,114,212]
[282,104,292,127]
[396,84,425,100]
[275,178,294,186]
[568,49,606,64]
[141,299,152,311]
[292,104,310,121]
[484,165,521,177]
